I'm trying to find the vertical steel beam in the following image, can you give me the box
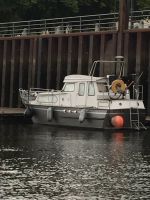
[117,32,124,56]
[47,37,52,88]
[100,34,105,59]
[100,34,105,76]
[110,33,117,73]
[50,38,58,89]
[112,33,117,58]
[18,39,24,106]
[88,35,93,73]
[124,32,129,75]
[37,38,42,87]
[136,32,142,74]
[118,0,129,32]
[32,38,37,87]
[92,36,100,61]
[118,0,129,57]
[147,39,150,115]
[1,40,7,107]
[0,41,4,106]
[9,40,15,107]
[77,36,83,74]
[28,39,33,89]
[71,37,78,74]
[56,37,62,89]
[67,36,72,75]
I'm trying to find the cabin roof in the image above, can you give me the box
[64,75,107,82]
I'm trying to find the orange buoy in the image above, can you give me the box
[111,115,124,128]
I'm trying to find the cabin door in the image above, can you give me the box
[76,82,87,107]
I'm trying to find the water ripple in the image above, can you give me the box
[0,124,150,199]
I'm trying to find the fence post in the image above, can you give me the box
[44,19,47,32]
[28,21,30,34]
[80,16,82,32]
[12,23,15,36]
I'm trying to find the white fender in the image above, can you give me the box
[79,109,86,123]
[47,107,53,121]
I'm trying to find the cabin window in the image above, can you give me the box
[88,82,95,96]
[97,83,107,92]
[38,94,58,103]
[63,83,75,92]
[78,83,85,96]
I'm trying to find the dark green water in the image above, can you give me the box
[0,122,150,200]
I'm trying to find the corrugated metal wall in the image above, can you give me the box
[0,30,150,114]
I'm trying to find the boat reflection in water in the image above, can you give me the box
[0,123,150,199]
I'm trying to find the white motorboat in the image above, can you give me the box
[19,57,146,130]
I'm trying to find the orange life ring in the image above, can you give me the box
[111,79,126,94]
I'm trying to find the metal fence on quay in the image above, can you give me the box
[0,10,150,37]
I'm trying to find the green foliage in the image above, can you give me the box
[0,0,18,21]
[0,0,149,22]
[137,0,150,9]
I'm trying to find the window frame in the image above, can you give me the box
[63,83,75,92]
[88,82,95,96]
[78,83,85,96]
[97,82,108,92]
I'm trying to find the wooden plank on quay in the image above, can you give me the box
[0,108,25,116]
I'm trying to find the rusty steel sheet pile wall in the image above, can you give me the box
[0,30,150,113]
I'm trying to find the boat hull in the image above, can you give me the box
[26,105,146,130]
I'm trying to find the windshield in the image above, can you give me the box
[63,83,75,92]
[97,82,108,92]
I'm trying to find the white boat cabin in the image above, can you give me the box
[28,74,132,108]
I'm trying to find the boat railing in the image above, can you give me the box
[19,88,37,103]
[29,88,61,93]
[0,12,118,37]
[132,85,143,100]
[19,88,62,104]
[29,88,71,106]
[96,84,143,101]
[89,59,125,77]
